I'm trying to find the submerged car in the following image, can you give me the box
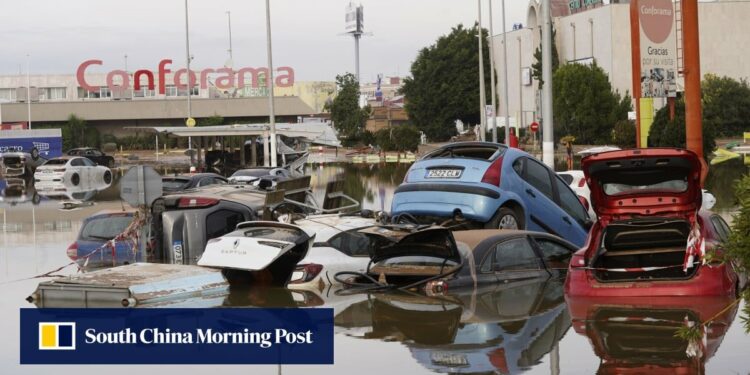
[227,168,291,185]
[565,148,744,297]
[161,173,227,193]
[287,213,378,288]
[355,226,576,293]
[66,211,139,267]
[66,147,115,168]
[391,142,591,247]
[198,221,314,286]
[557,169,595,219]
[34,156,112,185]
[0,151,46,177]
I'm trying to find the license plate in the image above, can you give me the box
[430,352,468,367]
[426,169,462,178]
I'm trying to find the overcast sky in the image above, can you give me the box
[0,0,528,83]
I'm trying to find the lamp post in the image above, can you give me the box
[500,0,510,145]
[541,0,554,168]
[26,54,31,130]
[488,0,498,143]
[265,0,278,167]
[477,0,487,141]
[226,11,234,61]
[184,0,193,151]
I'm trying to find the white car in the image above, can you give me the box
[287,214,378,290]
[556,170,596,219]
[228,168,290,185]
[33,156,113,186]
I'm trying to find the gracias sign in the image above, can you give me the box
[76,59,295,94]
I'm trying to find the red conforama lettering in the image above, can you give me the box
[76,59,296,95]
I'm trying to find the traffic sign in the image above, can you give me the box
[186,117,196,127]
[530,122,539,132]
[120,166,163,207]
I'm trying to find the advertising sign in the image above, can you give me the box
[639,0,677,98]
[345,3,363,33]
[0,129,62,159]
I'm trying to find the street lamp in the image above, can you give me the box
[26,54,31,130]
[265,0,278,167]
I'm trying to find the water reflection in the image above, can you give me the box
[566,296,739,374]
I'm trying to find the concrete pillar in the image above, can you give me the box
[239,136,246,168]
[251,136,258,167]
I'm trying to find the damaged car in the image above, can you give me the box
[346,225,576,294]
[565,148,745,297]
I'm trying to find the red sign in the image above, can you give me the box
[530,122,539,132]
[76,59,295,94]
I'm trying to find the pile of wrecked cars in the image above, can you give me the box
[27,143,746,309]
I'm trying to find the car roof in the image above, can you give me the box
[167,184,268,204]
[452,229,575,251]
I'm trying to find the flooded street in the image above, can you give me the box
[1,159,749,374]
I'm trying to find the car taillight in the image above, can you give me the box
[289,263,324,284]
[570,251,586,268]
[481,157,503,186]
[177,197,219,208]
[54,168,66,172]
[578,178,586,187]
[66,242,78,261]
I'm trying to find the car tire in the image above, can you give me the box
[30,147,39,161]
[32,193,41,205]
[103,170,112,184]
[71,173,80,186]
[486,207,524,230]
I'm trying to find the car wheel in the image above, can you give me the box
[71,173,80,186]
[30,147,39,161]
[103,170,112,184]
[487,207,524,230]
[32,193,41,205]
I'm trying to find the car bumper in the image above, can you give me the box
[3,166,26,176]
[391,183,501,222]
[34,172,66,182]
[564,263,738,298]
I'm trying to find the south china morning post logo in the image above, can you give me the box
[21,308,334,365]
[38,322,76,350]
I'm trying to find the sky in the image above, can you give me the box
[0,0,528,83]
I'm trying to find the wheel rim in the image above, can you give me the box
[498,214,518,230]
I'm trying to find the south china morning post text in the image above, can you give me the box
[83,327,313,348]
[20,308,334,365]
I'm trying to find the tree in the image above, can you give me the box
[701,73,750,137]
[401,23,493,141]
[60,114,99,150]
[531,26,560,88]
[374,125,421,152]
[329,73,370,144]
[552,62,631,144]
[197,114,224,126]
[648,97,716,159]
[611,119,637,148]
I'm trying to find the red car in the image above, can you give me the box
[565,148,743,297]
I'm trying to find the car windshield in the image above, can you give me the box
[603,179,688,196]
[162,178,190,189]
[43,159,68,165]
[377,256,459,268]
[80,215,133,241]
[232,169,271,177]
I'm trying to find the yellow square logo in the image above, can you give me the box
[38,322,76,350]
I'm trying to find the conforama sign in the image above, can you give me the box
[76,59,295,94]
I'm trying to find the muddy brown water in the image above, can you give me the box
[0,159,748,374]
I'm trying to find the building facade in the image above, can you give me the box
[492,0,750,129]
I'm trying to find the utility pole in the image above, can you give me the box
[26,54,31,130]
[265,0,278,167]
[682,0,706,184]
[501,0,510,146]
[541,0,554,168]
[477,0,487,141]
[184,0,193,151]
[226,11,233,61]
[488,0,498,143]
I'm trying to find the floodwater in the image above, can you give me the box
[0,158,748,374]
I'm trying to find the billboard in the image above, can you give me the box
[639,0,677,98]
[345,3,363,33]
[0,129,63,159]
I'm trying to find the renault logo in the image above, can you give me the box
[233,239,240,249]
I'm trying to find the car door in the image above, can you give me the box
[551,175,590,246]
[480,237,547,283]
[530,235,575,276]
[513,157,560,235]
[79,157,97,180]
[69,158,86,180]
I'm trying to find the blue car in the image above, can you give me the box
[67,211,142,268]
[391,142,591,247]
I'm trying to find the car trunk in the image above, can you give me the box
[592,218,696,282]
[362,226,462,285]
[403,143,506,184]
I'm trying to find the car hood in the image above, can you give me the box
[581,148,702,219]
[358,225,461,264]
[198,221,313,271]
